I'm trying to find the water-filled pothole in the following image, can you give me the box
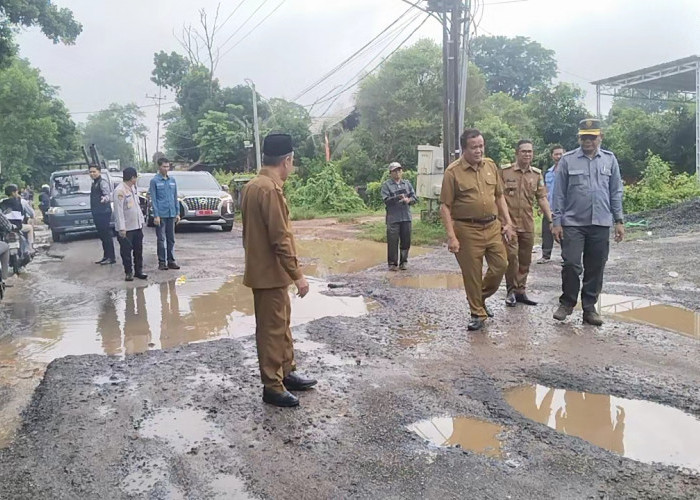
[391,273,464,289]
[597,294,699,339]
[505,384,700,471]
[408,416,504,457]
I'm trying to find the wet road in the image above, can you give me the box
[0,221,699,499]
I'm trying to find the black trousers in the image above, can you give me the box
[541,219,555,259]
[560,225,610,311]
[118,229,144,274]
[387,221,412,265]
[93,212,115,261]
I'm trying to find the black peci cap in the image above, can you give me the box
[262,133,293,156]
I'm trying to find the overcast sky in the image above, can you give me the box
[17,0,700,156]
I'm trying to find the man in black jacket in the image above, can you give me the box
[89,166,116,264]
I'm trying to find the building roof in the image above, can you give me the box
[591,55,700,93]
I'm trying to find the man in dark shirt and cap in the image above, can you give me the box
[381,161,418,271]
[241,133,317,408]
[551,119,624,326]
[89,165,116,264]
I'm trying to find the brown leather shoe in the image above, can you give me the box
[553,304,573,321]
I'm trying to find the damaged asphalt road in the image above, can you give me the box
[0,222,698,499]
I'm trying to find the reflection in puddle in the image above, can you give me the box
[0,276,372,362]
[139,408,224,453]
[296,238,429,277]
[391,273,464,290]
[505,384,700,471]
[597,294,699,339]
[408,416,504,458]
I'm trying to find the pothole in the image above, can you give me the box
[139,408,225,453]
[597,294,699,339]
[408,416,504,458]
[505,384,700,471]
[391,273,464,290]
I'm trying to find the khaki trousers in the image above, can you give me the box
[253,287,296,392]
[505,231,535,294]
[453,220,508,319]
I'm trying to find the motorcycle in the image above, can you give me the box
[3,228,32,275]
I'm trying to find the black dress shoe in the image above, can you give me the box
[168,261,181,270]
[505,292,517,307]
[101,259,116,265]
[134,273,148,280]
[467,316,484,331]
[262,388,299,407]
[95,258,108,264]
[483,304,494,318]
[125,272,134,282]
[283,372,318,391]
[515,293,538,306]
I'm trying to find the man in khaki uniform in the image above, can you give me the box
[500,140,553,307]
[440,128,516,331]
[241,133,316,408]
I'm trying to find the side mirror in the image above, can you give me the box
[221,185,230,192]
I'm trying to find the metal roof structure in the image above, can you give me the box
[591,56,700,180]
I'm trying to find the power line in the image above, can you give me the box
[217,0,271,53]
[316,14,432,116]
[219,0,287,59]
[293,5,416,101]
[218,0,248,32]
[310,11,424,113]
[69,101,176,115]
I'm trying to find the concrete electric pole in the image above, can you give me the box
[146,89,166,156]
[245,78,262,173]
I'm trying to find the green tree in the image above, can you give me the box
[524,83,590,152]
[0,0,82,66]
[288,162,366,214]
[151,51,191,91]
[473,115,519,166]
[82,103,147,166]
[0,58,78,185]
[264,98,313,157]
[471,35,557,99]
[193,105,248,166]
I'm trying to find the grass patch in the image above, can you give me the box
[290,207,381,222]
[359,219,447,246]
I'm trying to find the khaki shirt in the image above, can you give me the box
[113,182,144,232]
[241,167,302,289]
[499,163,547,233]
[440,157,503,220]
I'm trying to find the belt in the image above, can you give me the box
[454,215,497,224]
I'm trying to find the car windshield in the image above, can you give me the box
[171,173,220,190]
[51,173,93,196]
[136,174,154,189]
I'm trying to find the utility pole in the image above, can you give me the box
[245,78,262,173]
[458,0,471,140]
[428,0,467,167]
[146,88,166,155]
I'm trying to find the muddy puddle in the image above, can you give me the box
[597,294,699,339]
[505,384,700,471]
[296,238,430,277]
[0,276,373,362]
[390,273,464,290]
[408,416,504,457]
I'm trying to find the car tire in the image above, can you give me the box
[222,223,233,232]
[51,230,61,242]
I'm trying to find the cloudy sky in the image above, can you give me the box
[17,0,700,155]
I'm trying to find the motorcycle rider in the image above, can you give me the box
[1,184,34,252]
[0,211,13,287]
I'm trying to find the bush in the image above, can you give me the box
[623,152,700,213]
[288,162,366,214]
[212,169,234,189]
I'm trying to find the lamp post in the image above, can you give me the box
[245,78,262,172]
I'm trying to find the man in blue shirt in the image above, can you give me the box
[149,157,180,270]
[551,119,625,326]
[537,144,565,264]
